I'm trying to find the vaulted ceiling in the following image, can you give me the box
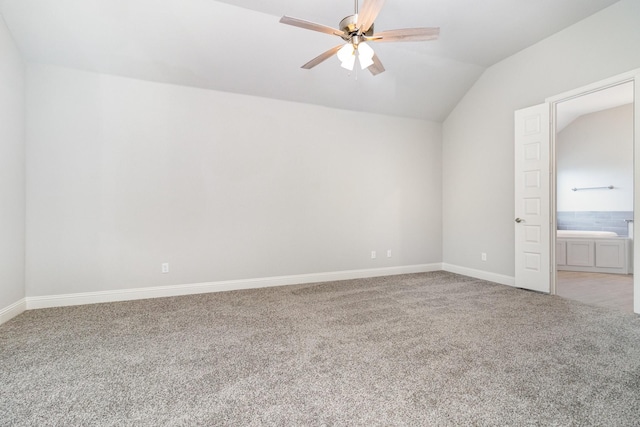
[0,0,621,121]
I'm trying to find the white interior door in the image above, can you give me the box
[514,103,551,292]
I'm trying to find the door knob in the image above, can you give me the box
[515,218,524,223]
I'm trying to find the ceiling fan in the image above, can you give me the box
[279,0,439,76]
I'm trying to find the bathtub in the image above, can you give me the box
[557,230,619,238]
[556,230,632,274]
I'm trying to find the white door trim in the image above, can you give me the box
[546,70,639,105]
[545,68,639,313]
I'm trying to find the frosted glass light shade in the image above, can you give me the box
[341,55,356,70]
[358,42,374,69]
[337,43,355,70]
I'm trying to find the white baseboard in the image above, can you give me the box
[26,263,443,310]
[441,263,515,287]
[0,298,27,325]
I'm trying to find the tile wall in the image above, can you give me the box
[557,211,633,237]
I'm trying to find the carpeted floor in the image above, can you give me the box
[1,271,640,426]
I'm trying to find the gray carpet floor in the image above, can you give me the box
[1,271,640,426]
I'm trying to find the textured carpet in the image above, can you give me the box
[1,271,640,426]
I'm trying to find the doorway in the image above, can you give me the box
[549,76,637,314]
[554,82,634,313]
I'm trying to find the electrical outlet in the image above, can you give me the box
[481,253,487,261]
[387,250,392,258]
[371,251,377,259]
[161,263,169,273]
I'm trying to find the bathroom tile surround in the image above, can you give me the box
[557,211,633,237]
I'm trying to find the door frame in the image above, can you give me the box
[546,69,639,313]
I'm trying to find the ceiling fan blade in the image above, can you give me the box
[301,45,343,69]
[280,16,342,37]
[371,27,440,43]
[368,53,385,76]
[357,0,386,33]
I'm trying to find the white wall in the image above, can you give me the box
[0,16,25,318]
[25,64,442,297]
[442,0,640,277]
[557,104,633,212]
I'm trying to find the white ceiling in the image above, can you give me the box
[556,81,634,131]
[0,0,621,121]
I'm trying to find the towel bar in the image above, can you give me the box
[571,185,614,192]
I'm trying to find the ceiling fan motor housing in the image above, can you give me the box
[339,14,374,41]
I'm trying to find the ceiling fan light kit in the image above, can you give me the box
[337,43,356,70]
[336,41,374,71]
[357,42,375,69]
[280,0,439,76]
